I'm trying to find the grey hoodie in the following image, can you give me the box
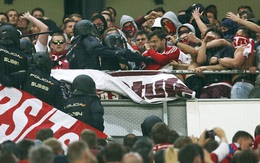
[120,15,138,40]
[160,11,182,35]
[176,23,196,38]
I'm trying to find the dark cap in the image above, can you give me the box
[141,115,163,137]
[186,3,205,15]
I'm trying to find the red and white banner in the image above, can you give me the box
[0,85,107,148]
[51,69,195,104]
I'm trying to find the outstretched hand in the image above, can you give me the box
[142,56,156,65]
[21,11,32,19]
[226,11,240,22]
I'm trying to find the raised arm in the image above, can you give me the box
[22,12,49,46]
[192,8,208,37]
[166,35,198,56]
[226,11,260,33]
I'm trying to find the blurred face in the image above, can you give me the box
[162,18,176,35]
[31,25,40,33]
[123,22,136,38]
[71,16,82,23]
[17,17,29,29]
[240,13,248,20]
[64,21,75,39]
[207,12,215,24]
[221,26,228,33]
[179,32,189,44]
[142,21,151,33]
[7,10,18,25]
[0,14,8,22]
[135,34,148,52]
[102,14,112,27]
[32,11,43,18]
[239,138,253,150]
[93,18,104,33]
[108,9,116,20]
[50,35,67,53]
[206,31,220,40]
[150,35,166,53]
[156,11,164,17]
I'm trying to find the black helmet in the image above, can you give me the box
[74,19,99,37]
[0,24,20,45]
[32,52,53,72]
[20,39,36,59]
[103,33,127,49]
[72,74,96,95]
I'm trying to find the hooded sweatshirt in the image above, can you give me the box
[161,11,182,36]
[176,23,196,38]
[120,15,139,41]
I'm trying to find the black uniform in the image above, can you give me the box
[0,44,28,83]
[66,35,149,70]
[6,65,64,109]
[63,93,104,132]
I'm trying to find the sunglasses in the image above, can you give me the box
[51,40,65,45]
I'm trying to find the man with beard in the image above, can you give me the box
[142,30,184,70]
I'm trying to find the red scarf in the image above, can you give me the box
[164,22,176,35]
[51,50,69,69]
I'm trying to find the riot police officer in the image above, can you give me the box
[3,52,64,109]
[66,19,154,70]
[63,74,104,131]
[0,23,28,83]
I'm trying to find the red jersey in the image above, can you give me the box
[142,46,180,70]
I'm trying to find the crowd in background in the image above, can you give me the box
[1,115,260,163]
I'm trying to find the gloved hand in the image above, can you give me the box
[142,56,156,65]
[0,74,12,86]
[115,49,144,62]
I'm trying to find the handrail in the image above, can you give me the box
[105,69,260,75]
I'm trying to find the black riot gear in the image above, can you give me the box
[64,74,104,131]
[20,38,36,59]
[32,52,53,73]
[0,24,20,46]
[73,19,99,37]
[103,33,127,49]
[71,74,96,95]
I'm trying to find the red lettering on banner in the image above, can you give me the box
[131,77,183,100]
[132,81,145,99]
[0,85,107,145]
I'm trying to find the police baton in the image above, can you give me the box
[20,31,53,38]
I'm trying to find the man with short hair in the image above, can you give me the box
[142,30,184,70]
[6,9,18,26]
[221,130,254,163]
[31,7,45,18]
[28,145,54,163]
[80,129,99,156]
[135,30,149,54]
[63,19,75,44]
[67,141,96,163]
[151,122,172,152]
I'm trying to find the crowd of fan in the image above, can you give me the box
[0,115,260,163]
[1,3,260,163]
[1,3,260,99]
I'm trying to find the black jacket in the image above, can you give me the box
[5,65,64,109]
[0,44,28,84]
[63,93,104,132]
[66,35,145,70]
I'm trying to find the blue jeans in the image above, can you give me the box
[231,82,254,99]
